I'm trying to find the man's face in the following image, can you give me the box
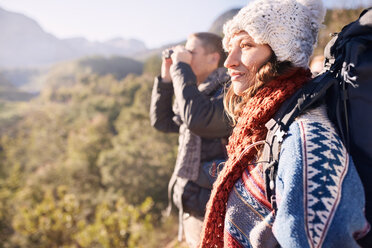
[185,37,216,83]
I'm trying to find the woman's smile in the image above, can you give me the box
[228,70,245,81]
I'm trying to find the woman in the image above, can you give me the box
[200,0,370,247]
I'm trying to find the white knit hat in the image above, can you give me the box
[223,0,326,68]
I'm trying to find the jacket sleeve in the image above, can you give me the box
[271,117,369,248]
[149,76,179,133]
[170,62,231,139]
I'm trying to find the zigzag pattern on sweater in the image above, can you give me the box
[234,178,272,219]
[298,107,348,248]
[225,217,252,248]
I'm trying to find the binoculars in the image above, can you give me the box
[162,49,174,59]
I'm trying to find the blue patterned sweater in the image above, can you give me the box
[224,105,370,247]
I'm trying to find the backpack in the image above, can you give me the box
[172,159,225,218]
[262,8,372,245]
[168,158,225,241]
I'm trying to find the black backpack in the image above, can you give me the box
[262,8,372,246]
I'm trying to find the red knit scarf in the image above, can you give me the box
[200,68,311,247]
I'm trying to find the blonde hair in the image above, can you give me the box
[224,54,293,125]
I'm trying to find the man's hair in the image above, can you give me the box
[189,32,227,67]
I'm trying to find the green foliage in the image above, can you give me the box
[11,186,154,248]
[13,186,81,247]
[143,55,162,77]
[33,56,143,93]
[0,60,177,246]
[78,56,143,80]
[314,8,364,56]
[74,197,154,248]
[0,163,23,245]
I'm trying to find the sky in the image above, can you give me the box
[0,0,370,49]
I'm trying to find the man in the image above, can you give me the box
[150,32,231,247]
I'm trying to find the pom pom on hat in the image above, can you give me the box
[297,0,326,22]
[223,0,326,68]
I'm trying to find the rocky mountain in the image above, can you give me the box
[0,5,238,69]
[135,8,241,61]
[0,7,147,68]
[209,8,240,35]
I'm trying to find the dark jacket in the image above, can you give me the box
[150,62,231,172]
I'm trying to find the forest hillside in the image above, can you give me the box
[0,7,365,247]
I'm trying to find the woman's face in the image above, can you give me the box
[224,31,273,96]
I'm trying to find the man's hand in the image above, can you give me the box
[161,55,173,83]
[171,45,192,65]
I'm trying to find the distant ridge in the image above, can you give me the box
[135,8,241,61]
[209,8,240,35]
[18,56,143,93]
[0,7,147,68]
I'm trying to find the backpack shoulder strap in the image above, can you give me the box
[262,72,338,210]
